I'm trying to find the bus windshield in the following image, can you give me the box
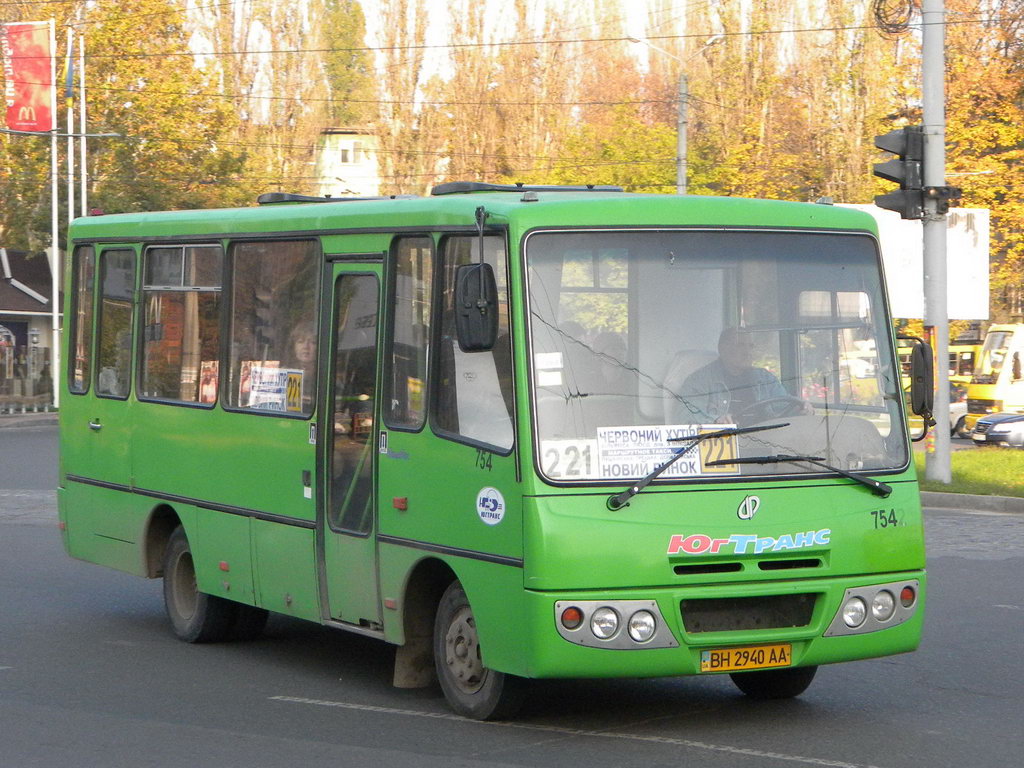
[973,330,1012,384]
[526,229,907,483]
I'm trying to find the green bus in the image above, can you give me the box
[59,182,933,719]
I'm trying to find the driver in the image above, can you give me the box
[681,327,810,424]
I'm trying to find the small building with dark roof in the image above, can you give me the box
[0,248,61,407]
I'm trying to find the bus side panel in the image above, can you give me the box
[377,434,523,565]
[59,482,147,577]
[131,407,317,527]
[454,558,530,674]
[190,508,257,606]
[377,543,529,674]
[252,519,319,621]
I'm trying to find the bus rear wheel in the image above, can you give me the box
[162,526,237,643]
[433,581,524,720]
[730,665,818,700]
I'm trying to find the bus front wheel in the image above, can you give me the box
[730,665,818,699]
[162,526,237,643]
[433,581,524,720]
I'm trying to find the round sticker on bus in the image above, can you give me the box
[476,487,506,526]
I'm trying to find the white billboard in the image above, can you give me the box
[840,205,989,320]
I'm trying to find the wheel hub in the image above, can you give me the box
[444,606,484,694]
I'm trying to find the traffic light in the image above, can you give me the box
[873,126,924,220]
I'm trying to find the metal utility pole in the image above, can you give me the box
[677,74,688,195]
[922,0,951,483]
[629,36,721,196]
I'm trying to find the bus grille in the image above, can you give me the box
[968,399,997,414]
[680,594,816,634]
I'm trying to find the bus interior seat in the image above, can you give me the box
[662,349,717,423]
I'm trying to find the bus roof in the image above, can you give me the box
[68,187,879,243]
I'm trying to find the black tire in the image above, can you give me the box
[162,526,238,643]
[434,581,524,720]
[953,416,968,439]
[230,604,270,641]
[730,665,818,700]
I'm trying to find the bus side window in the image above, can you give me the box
[226,240,319,416]
[68,245,96,394]
[95,249,136,399]
[140,245,223,404]
[433,235,513,451]
[383,237,432,429]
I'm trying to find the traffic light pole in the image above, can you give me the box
[922,0,951,483]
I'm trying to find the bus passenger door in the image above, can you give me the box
[319,266,383,627]
[62,246,139,558]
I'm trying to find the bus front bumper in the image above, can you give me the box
[513,570,926,679]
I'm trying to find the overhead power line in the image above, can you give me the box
[4,13,997,61]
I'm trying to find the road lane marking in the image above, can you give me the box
[270,695,886,768]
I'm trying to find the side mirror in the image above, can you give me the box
[909,342,934,418]
[1014,352,1022,381]
[897,334,935,442]
[455,263,498,352]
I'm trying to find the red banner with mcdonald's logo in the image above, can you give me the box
[1,21,55,132]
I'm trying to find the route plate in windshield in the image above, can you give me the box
[700,643,792,673]
[543,424,744,481]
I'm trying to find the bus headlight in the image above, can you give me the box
[842,597,867,627]
[824,580,921,637]
[591,607,619,639]
[554,600,678,649]
[627,610,657,643]
[871,590,896,622]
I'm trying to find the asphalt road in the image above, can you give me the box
[1,426,1021,767]
[0,423,58,490]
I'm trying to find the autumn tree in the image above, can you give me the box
[373,0,438,194]
[323,0,374,126]
[83,0,252,213]
[945,0,1024,321]
[425,0,595,185]
[0,0,255,249]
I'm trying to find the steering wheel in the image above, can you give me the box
[735,395,807,425]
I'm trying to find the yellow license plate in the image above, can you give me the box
[700,643,792,673]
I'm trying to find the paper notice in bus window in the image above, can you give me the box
[535,352,563,370]
[247,365,302,412]
[537,370,562,387]
[535,352,564,388]
[594,424,740,480]
[199,361,218,404]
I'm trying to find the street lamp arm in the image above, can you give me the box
[627,35,723,195]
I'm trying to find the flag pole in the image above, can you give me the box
[78,31,87,215]
[49,18,60,409]
[66,27,74,222]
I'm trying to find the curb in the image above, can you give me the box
[921,491,1024,514]
[0,413,58,429]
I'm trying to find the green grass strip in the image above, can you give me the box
[914,448,1024,497]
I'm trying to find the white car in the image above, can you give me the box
[910,383,968,437]
[949,384,969,438]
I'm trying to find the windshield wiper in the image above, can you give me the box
[706,454,892,497]
[606,422,789,511]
